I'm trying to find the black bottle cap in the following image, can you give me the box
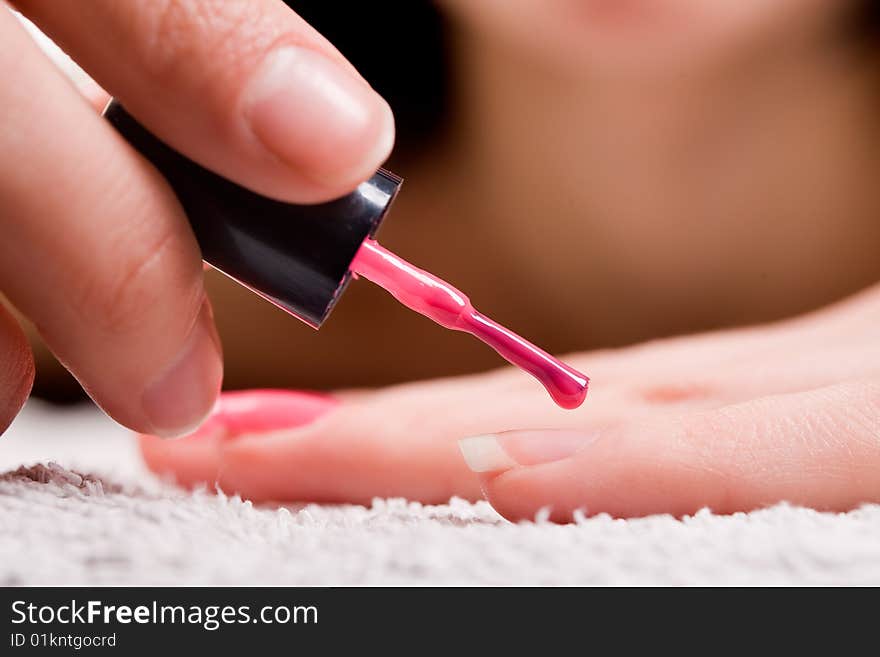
[103,100,401,328]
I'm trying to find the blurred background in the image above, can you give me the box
[30,0,880,401]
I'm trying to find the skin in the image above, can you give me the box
[0,0,394,436]
[141,284,880,521]
[140,2,880,520]
[29,0,880,392]
[5,1,880,520]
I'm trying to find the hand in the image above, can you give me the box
[0,1,394,437]
[140,284,880,521]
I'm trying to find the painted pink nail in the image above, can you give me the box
[458,430,598,473]
[179,389,338,441]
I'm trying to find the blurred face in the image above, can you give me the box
[441,0,850,74]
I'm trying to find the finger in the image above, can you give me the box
[141,389,338,488]
[566,301,880,408]
[15,0,395,202]
[141,384,487,502]
[13,11,110,111]
[461,379,880,521]
[0,13,221,436]
[138,367,648,504]
[139,325,859,504]
[78,76,111,112]
[0,301,35,436]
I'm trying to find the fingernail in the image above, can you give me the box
[245,46,394,189]
[138,390,334,486]
[458,430,598,473]
[141,300,223,438]
[206,389,338,439]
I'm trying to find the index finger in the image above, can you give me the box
[15,0,395,203]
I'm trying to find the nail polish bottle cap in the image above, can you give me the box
[104,100,402,328]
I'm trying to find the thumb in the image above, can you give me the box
[460,380,880,522]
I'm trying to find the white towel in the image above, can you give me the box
[1,401,879,585]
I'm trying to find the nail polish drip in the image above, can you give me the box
[350,239,589,409]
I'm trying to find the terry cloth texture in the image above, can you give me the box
[1,401,880,586]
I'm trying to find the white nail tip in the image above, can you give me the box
[458,435,518,473]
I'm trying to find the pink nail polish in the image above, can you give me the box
[178,389,338,442]
[351,240,589,409]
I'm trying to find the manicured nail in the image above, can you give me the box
[141,300,223,438]
[245,46,394,188]
[138,390,335,487]
[458,430,598,473]
[207,389,338,438]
